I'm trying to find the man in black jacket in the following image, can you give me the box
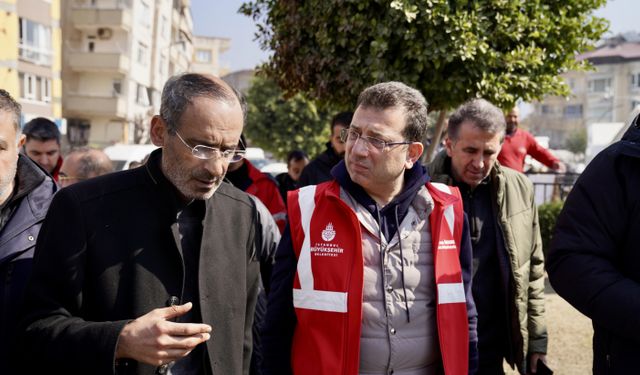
[297,111,352,186]
[547,114,640,374]
[0,89,56,375]
[19,74,262,375]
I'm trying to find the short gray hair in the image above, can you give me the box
[448,99,506,141]
[0,89,22,136]
[356,81,428,142]
[160,73,246,133]
[68,148,113,179]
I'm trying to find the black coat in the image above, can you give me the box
[547,115,640,374]
[18,150,261,375]
[0,156,56,374]
[297,143,342,187]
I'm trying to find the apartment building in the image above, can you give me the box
[191,35,230,77]
[0,0,62,126]
[528,32,640,148]
[61,0,193,147]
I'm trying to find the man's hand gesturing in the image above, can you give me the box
[115,302,212,366]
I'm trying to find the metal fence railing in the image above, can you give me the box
[526,172,581,205]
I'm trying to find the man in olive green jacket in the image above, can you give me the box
[428,99,547,374]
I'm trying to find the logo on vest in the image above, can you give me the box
[438,239,457,250]
[321,222,336,242]
[311,223,344,258]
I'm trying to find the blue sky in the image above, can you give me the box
[192,0,638,73]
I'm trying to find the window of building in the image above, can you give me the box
[161,16,169,38]
[195,49,212,63]
[139,1,151,29]
[136,84,150,106]
[160,54,167,75]
[632,73,640,90]
[588,78,612,93]
[18,18,52,66]
[19,73,37,100]
[563,104,583,119]
[137,42,148,65]
[112,80,122,96]
[41,78,51,102]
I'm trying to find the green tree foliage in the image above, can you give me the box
[245,75,333,160]
[565,128,587,155]
[538,200,564,259]
[241,0,608,160]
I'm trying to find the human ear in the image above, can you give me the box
[149,116,167,147]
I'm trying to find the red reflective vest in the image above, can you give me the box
[244,159,286,233]
[287,180,469,375]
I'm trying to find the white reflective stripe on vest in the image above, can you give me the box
[293,289,348,313]
[293,185,349,313]
[430,183,455,242]
[297,185,317,290]
[437,282,466,304]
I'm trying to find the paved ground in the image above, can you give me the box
[504,278,593,374]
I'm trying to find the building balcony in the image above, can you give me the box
[71,8,131,30]
[67,52,129,74]
[65,94,127,119]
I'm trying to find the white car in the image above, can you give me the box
[103,144,158,170]
[260,162,287,177]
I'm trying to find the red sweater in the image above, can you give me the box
[498,128,559,172]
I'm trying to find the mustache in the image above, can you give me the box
[193,170,222,184]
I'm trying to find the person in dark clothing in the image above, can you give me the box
[428,99,548,374]
[0,89,57,375]
[226,136,287,233]
[21,117,63,181]
[225,137,284,375]
[275,150,309,203]
[262,82,477,375]
[297,111,352,186]
[18,74,262,375]
[547,114,640,375]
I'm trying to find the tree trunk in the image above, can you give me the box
[422,109,447,164]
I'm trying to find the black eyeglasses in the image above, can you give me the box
[340,128,412,152]
[174,131,246,162]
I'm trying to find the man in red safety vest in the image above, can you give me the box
[262,81,478,375]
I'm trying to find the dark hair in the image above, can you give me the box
[287,149,308,164]
[356,81,428,142]
[447,99,506,141]
[22,117,60,143]
[331,111,353,132]
[160,73,245,133]
[0,89,22,135]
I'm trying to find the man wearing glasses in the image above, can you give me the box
[19,74,264,375]
[262,81,477,375]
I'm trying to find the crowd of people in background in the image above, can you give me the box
[0,72,638,375]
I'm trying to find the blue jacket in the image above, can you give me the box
[547,115,640,374]
[0,155,56,373]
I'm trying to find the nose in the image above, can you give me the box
[203,156,227,178]
[471,154,484,169]
[350,136,369,156]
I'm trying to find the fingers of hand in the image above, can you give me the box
[156,302,193,319]
[164,321,212,336]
